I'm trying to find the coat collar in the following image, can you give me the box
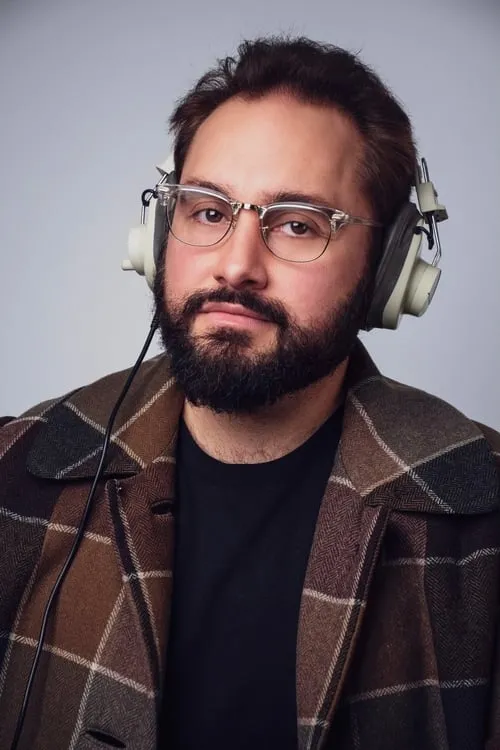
[27,354,184,481]
[26,341,499,515]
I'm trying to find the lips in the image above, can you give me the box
[200,302,269,322]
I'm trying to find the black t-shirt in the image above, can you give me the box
[160,408,343,749]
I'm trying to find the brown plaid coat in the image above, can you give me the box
[0,341,499,750]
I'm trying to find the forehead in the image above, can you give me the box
[181,93,368,212]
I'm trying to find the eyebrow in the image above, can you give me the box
[182,177,340,209]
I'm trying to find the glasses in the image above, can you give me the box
[156,184,381,263]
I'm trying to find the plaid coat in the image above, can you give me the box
[0,341,499,750]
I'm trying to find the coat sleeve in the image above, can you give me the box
[488,617,500,748]
[476,421,500,748]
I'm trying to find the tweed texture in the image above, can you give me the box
[0,341,499,750]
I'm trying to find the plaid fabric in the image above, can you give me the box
[0,341,499,750]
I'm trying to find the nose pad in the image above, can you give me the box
[230,205,267,249]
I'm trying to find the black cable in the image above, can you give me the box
[10,314,159,750]
[141,189,157,207]
[414,224,435,249]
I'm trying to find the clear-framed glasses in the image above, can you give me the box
[156,183,381,263]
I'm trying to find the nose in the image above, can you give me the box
[212,208,268,291]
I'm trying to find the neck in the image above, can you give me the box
[183,359,348,464]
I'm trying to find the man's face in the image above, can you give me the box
[155,93,374,413]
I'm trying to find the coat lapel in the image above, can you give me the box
[296,469,390,750]
[26,354,184,746]
[106,460,177,705]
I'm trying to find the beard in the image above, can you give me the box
[153,262,369,415]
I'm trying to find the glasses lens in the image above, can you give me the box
[167,188,233,247]
[263,206,331,261]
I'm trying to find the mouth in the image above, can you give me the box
[200,302,269,322]
[198,302,271,329]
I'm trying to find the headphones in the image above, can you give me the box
[123,155,448,330]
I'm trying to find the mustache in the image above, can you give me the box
[181,288,289,328]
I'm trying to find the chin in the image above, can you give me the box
[196,323,274,349]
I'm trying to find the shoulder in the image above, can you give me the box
[376,375,500,469]
[0,394,62,464]
[349,343,500,450]
[344,345,500,514]
[0,353,179,468]
[473,420,500,466]
[355,367,500,448]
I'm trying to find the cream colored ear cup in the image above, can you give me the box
[123,196,159,290]
[403,259,441,318]
[122,154,176,291]
[381,225,442,329]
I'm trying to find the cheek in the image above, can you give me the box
[163,241,207,302]
[163,244,183,301]
[279,260,361,326]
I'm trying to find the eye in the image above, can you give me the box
[279,220,315,237]
[194,207,226,224]
[181,194,232,226]
[265,208,329,240]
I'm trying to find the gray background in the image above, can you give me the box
[1,0,499,427]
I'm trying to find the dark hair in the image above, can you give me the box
[169,36,416,228]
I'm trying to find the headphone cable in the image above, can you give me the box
[10,314,159,750]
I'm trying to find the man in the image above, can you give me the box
[0,36,499,750]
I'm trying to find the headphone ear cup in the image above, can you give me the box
[126,198,161,291]
[123,170,176,291]
[364,202,438,330]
